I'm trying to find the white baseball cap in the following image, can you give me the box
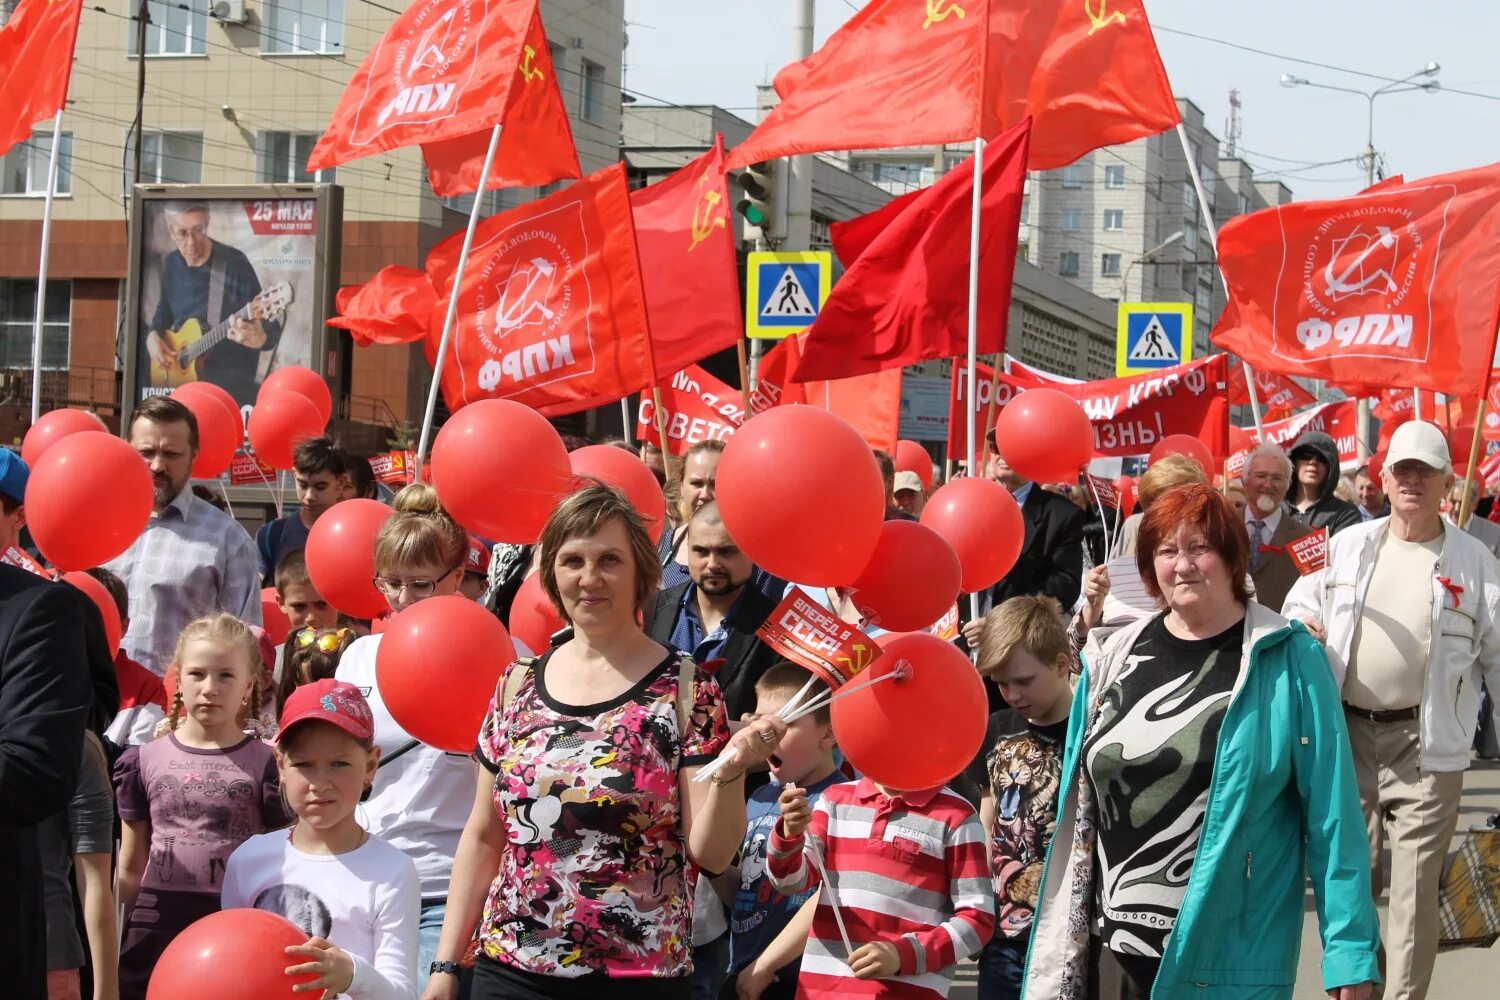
[893,470,924,494]
[1386,421,1451,474]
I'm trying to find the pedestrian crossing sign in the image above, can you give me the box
[1116,302,1194,376]
[746,250,832,339]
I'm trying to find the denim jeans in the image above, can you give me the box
[420,900,473,999]
[977,934,1030,1000]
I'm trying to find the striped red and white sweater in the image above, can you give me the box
[767,778,995,998]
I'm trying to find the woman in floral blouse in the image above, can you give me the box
[423,485,786,1000]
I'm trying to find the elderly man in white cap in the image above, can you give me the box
[892,469,926,518]
[1285,421,1500,999]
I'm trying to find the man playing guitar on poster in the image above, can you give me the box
[143,201,282,407]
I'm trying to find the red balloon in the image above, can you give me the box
[508,572,564,655]
[62,571,122,653]
[992,388,1094,483]
[177,382,245,444]
[260,365,333,425]
[28,433,152,572]
[147,909,317,1000]
[846,521,962,632]
[894,440,933,492]
[376,595,517,753]
[261,587,291,645]
[716,406,884,586]
[831,632,988,791]
[1114,476,1137,515]
[170,387,238,478]
[920,478,1024,593]
[430,400,571,544]
[569,445,667,544]
[247,390,325,470]
[1149,434,1214,475]
[22,408,106,467]
[304,498,393,619]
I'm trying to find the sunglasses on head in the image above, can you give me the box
[294,627,353,654]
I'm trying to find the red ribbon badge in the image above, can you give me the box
[1437,576,1464,609]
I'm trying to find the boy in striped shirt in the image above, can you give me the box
[767,772,994,997]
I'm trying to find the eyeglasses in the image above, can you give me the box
[1247,471,1289,485]
[372,566,458,599]
[294,627,353,653]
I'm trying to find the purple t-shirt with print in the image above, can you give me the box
[114,733,290,894]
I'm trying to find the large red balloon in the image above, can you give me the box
[715,406,884,586]
[170,386,238,478]
[992,388,1094,483]
[178,381,245,445]
[28,433,152,572]
[920,478,1024,593]
[247,390,324,470]
[376,595,517,753]
[147,909,316,1000]
[22,408,106,467]
[261,587,291,645]
[1149,434,1214,476]
[260,365,333,424]
[831,632,988,791]
[894,440,933,491]
[508,572,565,654]
[846,521,962,632]
[62,571,122,653]
[569,445,667,544]
[430,400,571,544]
[304,499,392,619]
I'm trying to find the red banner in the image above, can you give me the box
[1,545,48,578]
[1250,401,1362,466]
[369,450,418,487]
[637,365,744,456]
[229,453,276,486]
[1288,528,1328,575]
[756,590,882,691]
[948,354,1229,461]
[1227,363,1316,417]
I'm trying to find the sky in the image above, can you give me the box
[622,0,1500,200]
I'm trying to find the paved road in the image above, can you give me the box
[951,758,1500,999]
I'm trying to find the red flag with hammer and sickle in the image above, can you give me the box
[0,0,84,157]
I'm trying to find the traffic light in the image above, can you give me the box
[735,160,782,240]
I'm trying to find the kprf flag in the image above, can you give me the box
[638,365,744,456]
[631,135,741,379]
[726,0,1177,172]
[327,266,438,347]
[0,0,83,157]
[1212,162,1500,399]
[307,0,579,194]
[424,162,653,416]
[791,119,1030,382]
[753,335,902,453]
[1226,363,1315,417]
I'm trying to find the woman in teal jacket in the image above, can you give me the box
[1022,484,1379,1000]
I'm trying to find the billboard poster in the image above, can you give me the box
[126,186,341,417]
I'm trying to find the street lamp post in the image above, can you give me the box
[1280,62,1441,453]
[1121,230,1185,303]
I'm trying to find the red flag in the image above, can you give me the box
[307,0,579,193]
[639,365,745,456]
[1256,401,1361,466]
[420,9,580,195]
[751,336,901,452]
[1211,163,1500,399]
[0,0,83,157]
[830,186,922,266]
[791,119,1030,382]
[327,266,437,347]
[725,0,1177,172]
[423,163,653,416]
[1226,364,1316,416]
[630,136,741,379]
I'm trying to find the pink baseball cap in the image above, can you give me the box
[277,678,375,744]
[466,535,492,574]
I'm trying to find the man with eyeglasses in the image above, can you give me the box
[1286,421,1500,1000]
[1241,442,1315,613]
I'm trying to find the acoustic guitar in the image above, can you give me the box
[149,281,293,388]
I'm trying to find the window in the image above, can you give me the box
[1061,164,1084,189]
[580,59,604,123]
[0,279,69,369]
[1182,181,1196,213]
[549,42,564,75]
[129,0,207,56]
[1183,225,1198,251]
[263,0,344,54]
[256,132,335,183]
[1105,165,1125,189]
[1101,253,1121,277]
[1058,251,1079,277]
[138,131,204,185]
[1103,209,1124,231]
[872,161,933,187]
[1238,193,1251,215]
[1,132,72,196]
[1059,208,1082,231]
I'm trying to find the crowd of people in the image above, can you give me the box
[4,397,1499,1000]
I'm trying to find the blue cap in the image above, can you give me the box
[0,449,28,505]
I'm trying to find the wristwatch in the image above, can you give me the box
[429,961,462,977]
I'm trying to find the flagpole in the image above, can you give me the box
[1175,123,1264,438]
[736,337,753,416]
[1460,397,1487,528]
[29,111,65,426]
[1414,389,1424,422]
[620,397,633,445]
[981,351,1004,465]
[965,135,985,622]
[415,123,503,478]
